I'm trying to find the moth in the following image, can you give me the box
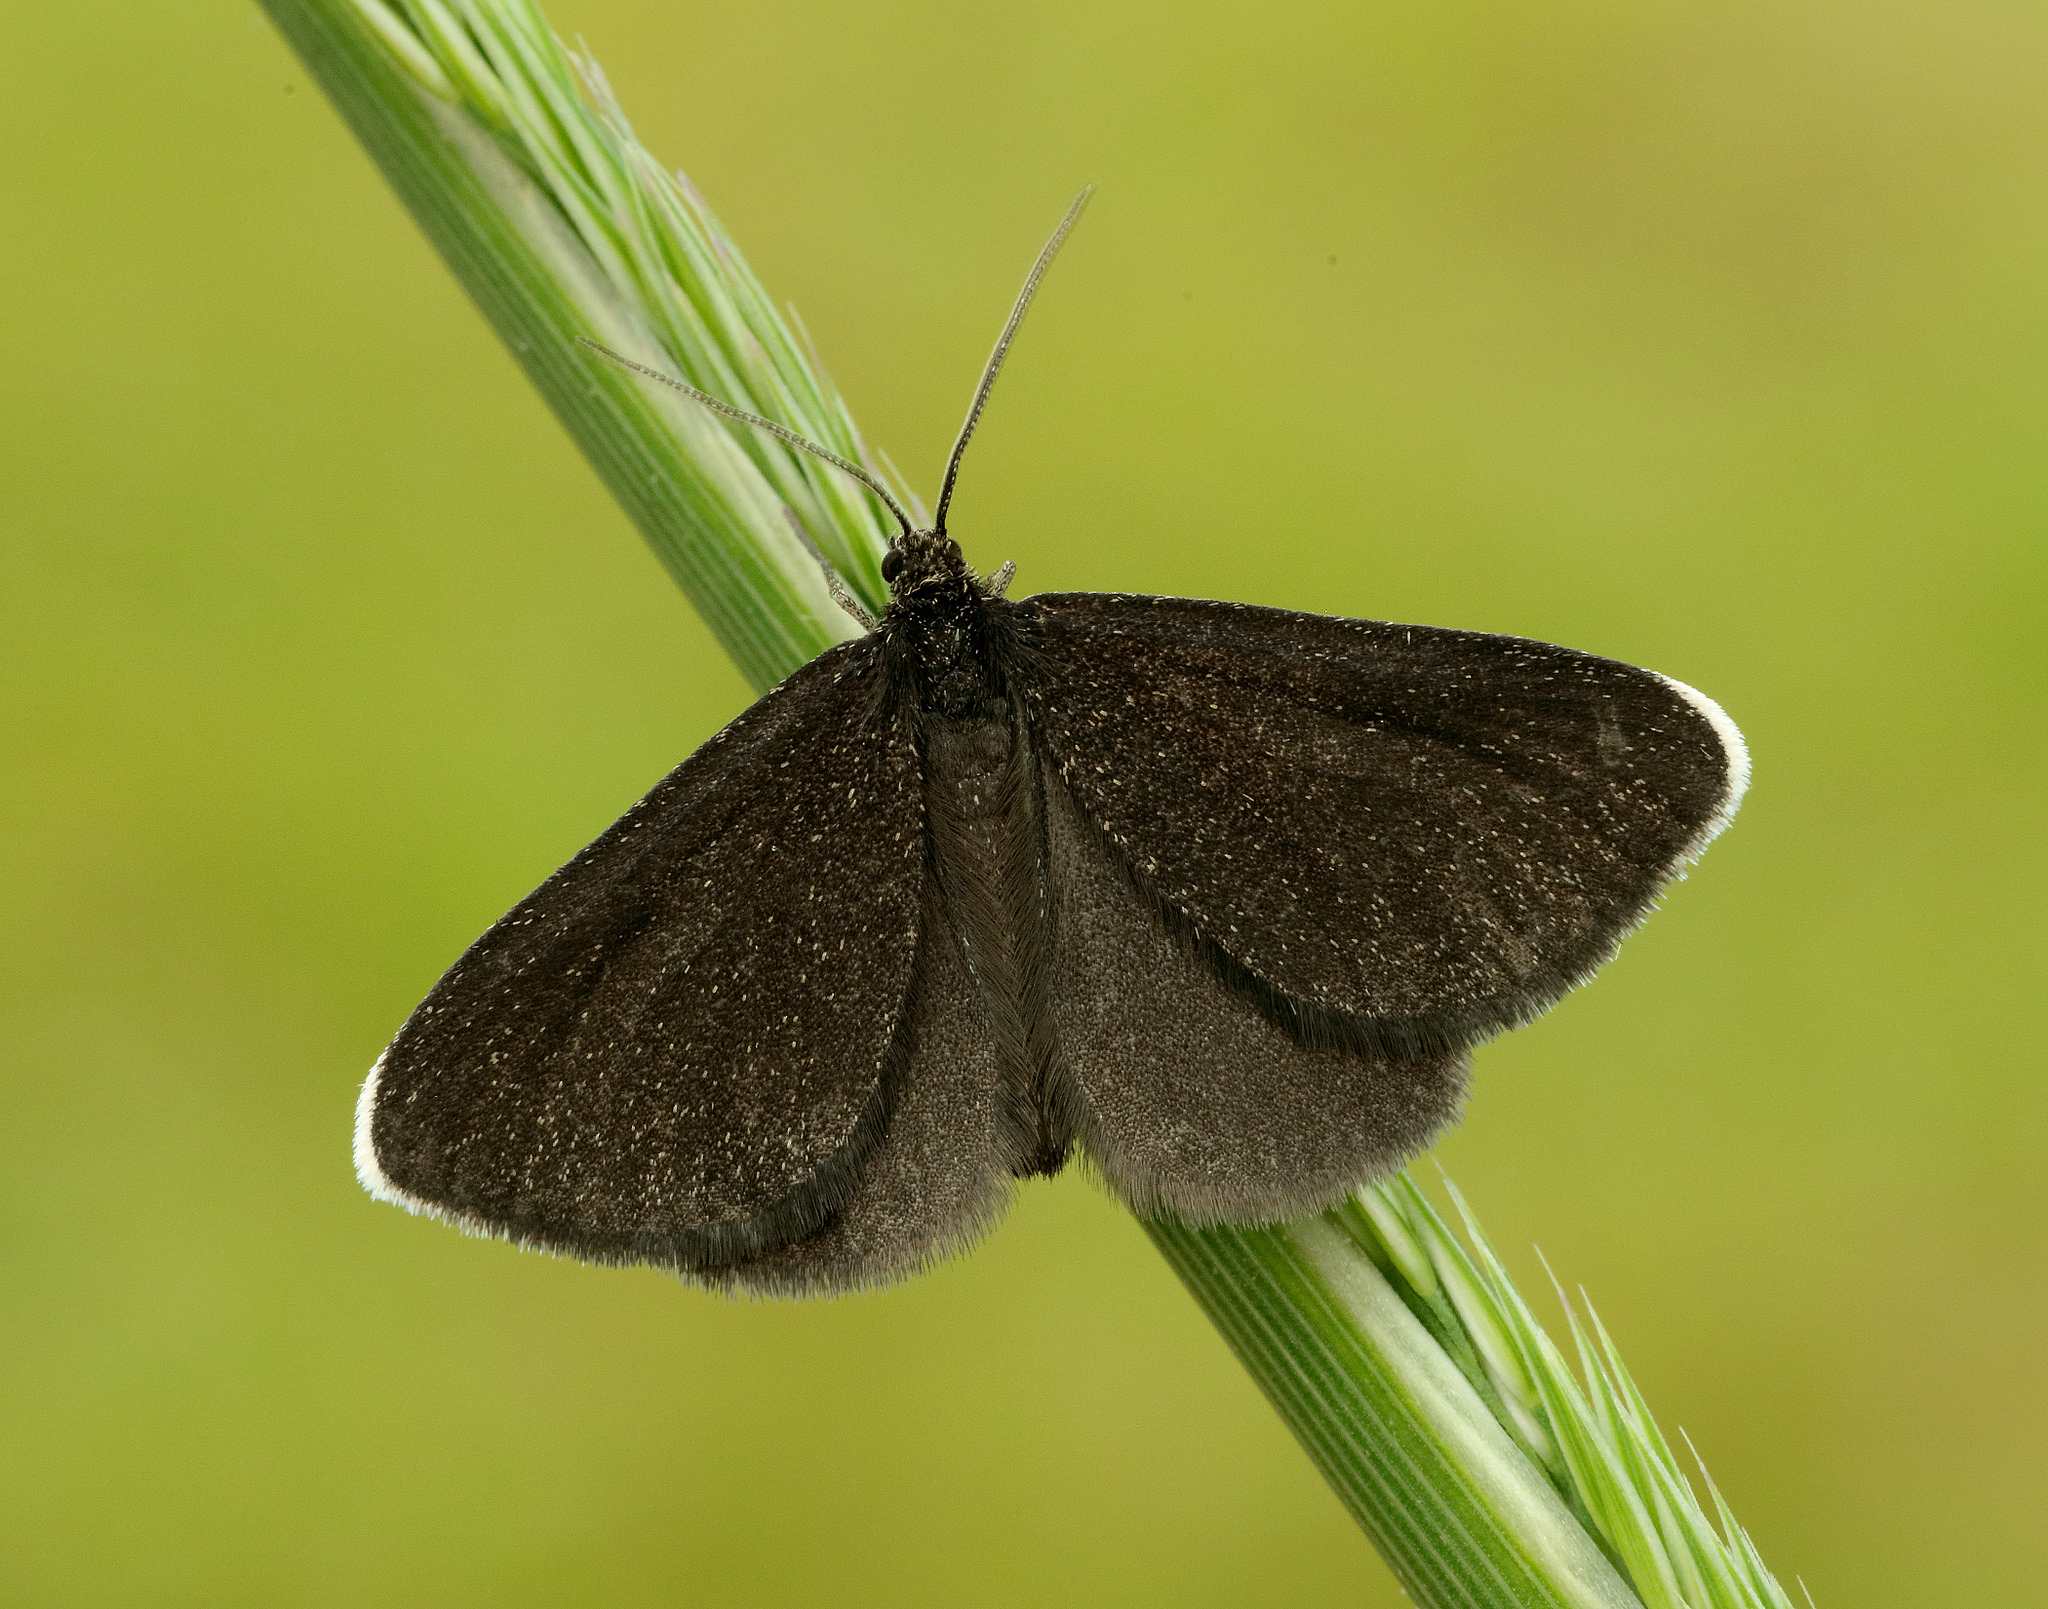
[355,194,1748,1295]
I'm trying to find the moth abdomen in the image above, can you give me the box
[918,693,1074,1181]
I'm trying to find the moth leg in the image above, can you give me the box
[782,505,878,630]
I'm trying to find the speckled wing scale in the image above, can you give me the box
[357,567,1746,1297]
[1011,592,1744,1229]
[1018,594,1746,1055]
[355,636,966,1289]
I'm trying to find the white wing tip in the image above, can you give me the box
[354,1048,442,1220]
[1654,671,1751,859]
[354,1049,573,1258]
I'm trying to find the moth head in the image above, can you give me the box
[882,531,970,598]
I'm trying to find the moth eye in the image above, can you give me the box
[945,539,962,563]
[881,549,905,584]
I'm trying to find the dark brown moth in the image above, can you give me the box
[354,194,1748,1295]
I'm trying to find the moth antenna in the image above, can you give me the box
[980,559,1017,599]
[781,505,878,630]
[578,337,916,542]
[932,186,1092,538]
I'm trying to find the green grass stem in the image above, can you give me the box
[261,3,1802,1604]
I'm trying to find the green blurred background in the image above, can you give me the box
[4,1,2043,1603]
